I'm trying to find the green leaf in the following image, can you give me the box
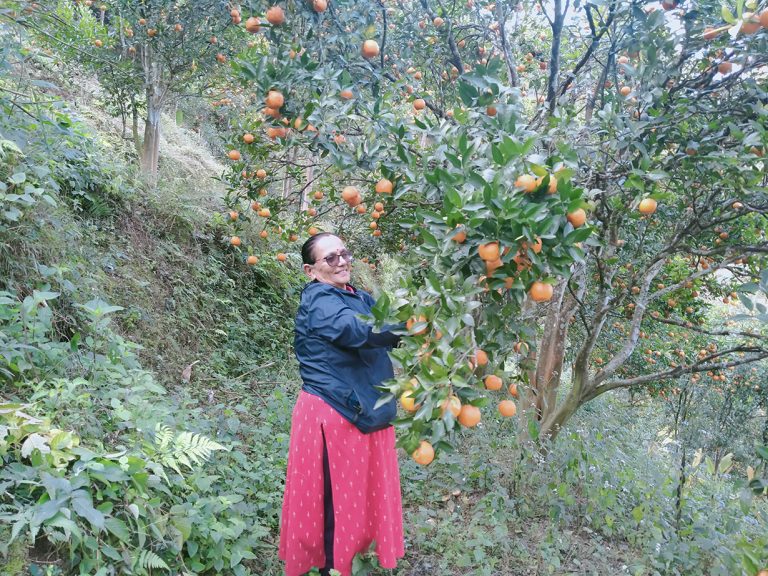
[721,5,736,23]
[105,517,131,543]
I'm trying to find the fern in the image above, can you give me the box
[135,549,169,571]
[150,424,225,477]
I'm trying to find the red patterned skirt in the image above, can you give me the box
[278,391,404,576]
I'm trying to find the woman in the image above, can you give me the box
[278,233,405,576]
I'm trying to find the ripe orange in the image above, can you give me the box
[547,176,558,193]
[313,190,324,200]
[371,211,381,219]
[260,230,269,239]
[485,258,503,276]
[400,390,418,412]
[308,226,319,236]
[433,16,444,26]
[216,53,226,63]
[230,236,242,247]
[245,16,260,32]
[760,9,768,27]
[508,383,519,398]
[228,150,241,161]
[375,178,393,193]
[529,280,554,302]
[515,174,538,192]
[243,133,255,144]
[313,0,328,12]
[484,375,503,391]
[498,400,517,417]
[374,201,384,211]
[452,227,467,243]
[369,221,378,229]
[93,39,103,47]
[266,5,285,25]
[486,105,497,116]
[412,440,435,465]
[756,570,768,576]
[413,98,426,110]
[256,169,267,179]
[478,241,500,262]
[307,208,317,216]
[372,229,382,237]
[441,394,462,417]
[620,86,631,96]
[258,208,271,217]
[340,89,354,99]
[341,186,361,206]
[246,255,259,265]
[732,201,743,209]
[229,210,239,221]
[458,405,481,427]
[717,61,732,74]
[356,204,367,214]
[406,315,428,335]
[277,252,287,262]
[265,90,284,109]
[638,198,657,215]
[474,349,488,366]
[567,208,586,227]
[740,12,760,34]
[361,39,380,59]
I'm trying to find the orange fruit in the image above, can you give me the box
[260,230,268,239]
[93,39,103,47]
[340,89,354,99]
[740,12,760,34]
[400,390,418,412]
[245,16,260,32]
[216,53,226,63]
[638,198,657,215]
[514,174,538,192]
[374,201,384,211]
[760,9,768,27]
[356,204,367,214]
[265,90,284,109]
[486,105,497,116]
[230,236,241,247]
[717,61,732,74]
[229,210,239,221]
[619,86,631,96]
[341,186,361,206]
[478,242,500,262]
[474,349,488,366]
[547,176,558,193]
[567,208,586,227]
[406,315,428,335]
[484,375,503,391]
[361,39,380,59]
[441,395,462,417]
[433,16,444,26]
[375,178,393,193]
[243,133,255,144]
[369,221,378,229]
[246,255,259,265]
[372,229,382,237]
[452,227,467,243]
[413,98,426,110]
[313,0,328,12]
[256,168,267,179]
[266,5,285,25]
[308,226,319,236]
[458,405,481,427]
[228,150,241,161]
[485,258,503,276]
[529,281,553,302]
[498,400,517,417]
[412,440,435,466]
[508,383,519,398]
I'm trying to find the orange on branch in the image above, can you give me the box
[441,394,462,417]
[484,375,503,391]
[362,39,380,59]
[478,241,500,261]
[246,255,259,265]
[567,208,586,227]
[413,98,426,110]
[639,198,657,215]
[243,133,255,144]
[406,315,428,335]
[228,150,241,161]
[474,348,489,366]
[265,90,284,109]
[400,390,418,412]
[498,400,517,417]
[412,440,435,466]
[514,174,538,193]
[245,16,261,32]
[458,404,481,427]
[375,178,393,193]
[529,280,554,302]
[230,236,242,247]
[266,5,285,25]
[277,252,287,262]
[339,89,354,100]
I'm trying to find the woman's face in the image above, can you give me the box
[304,235,352,289]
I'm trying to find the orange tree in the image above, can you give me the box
[214,0,768,461]
[7,0,243,182]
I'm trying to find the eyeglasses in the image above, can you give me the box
[317,250,354,267]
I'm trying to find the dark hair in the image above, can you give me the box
[301,232,336,264]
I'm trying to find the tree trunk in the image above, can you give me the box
[140,93,161,183]
[131,94,142,160]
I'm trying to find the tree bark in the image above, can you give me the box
[140,88,161,183]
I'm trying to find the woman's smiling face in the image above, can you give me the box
[304,234,352,289]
